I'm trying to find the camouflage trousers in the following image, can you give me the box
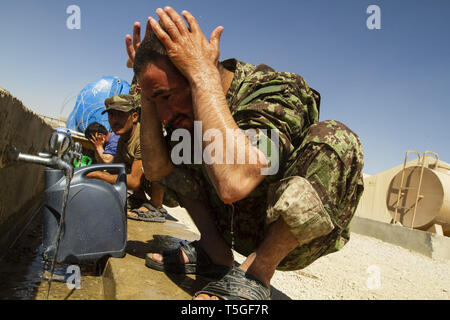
[274,120,364,270]
[158,120,364,271]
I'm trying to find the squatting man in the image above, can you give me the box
[125,7,364,300]
[86,95,167,221]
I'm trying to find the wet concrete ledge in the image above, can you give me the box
[32,206,291,300]
[99,207,295,301]
[350,215,450,261]
[101,207,212,300]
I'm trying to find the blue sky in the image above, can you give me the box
[1,0,449,175]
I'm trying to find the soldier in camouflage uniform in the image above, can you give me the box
[126,7,363,300]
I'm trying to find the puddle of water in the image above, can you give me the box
[0,214,44,300]
[0,214,105,300]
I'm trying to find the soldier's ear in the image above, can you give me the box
[131,111,139,123]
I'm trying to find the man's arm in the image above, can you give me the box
[125,20,173,181]
[95,148,114,164]
[89,133,114,164]
[87,159,144,191]
[140,98,174,181]
[150,8,268,203]
[189,66,268,203]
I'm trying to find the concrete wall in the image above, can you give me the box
[0,88,53,254]
[350,216,450,261]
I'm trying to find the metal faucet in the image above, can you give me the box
[8,128,80,178]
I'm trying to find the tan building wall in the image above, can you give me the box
[0,88,53,253]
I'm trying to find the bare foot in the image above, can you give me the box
[193,294,220,300]
[126,206,152,218]
[148,247,190,264]
[148,241,233,271]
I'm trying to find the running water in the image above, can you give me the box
[45,169,72,299]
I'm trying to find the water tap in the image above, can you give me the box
[9,128,77,178]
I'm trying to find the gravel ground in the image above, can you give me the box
[168,206,450,300]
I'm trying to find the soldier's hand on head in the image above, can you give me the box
[149,7,224,83]
[125,19,152,68]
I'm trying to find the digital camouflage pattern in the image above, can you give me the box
[129,75,143,110]
[276,119,364,270]
[158,59,364,271]
[266,176,335,247]
[102,94,139,114]
[129,75,141,98]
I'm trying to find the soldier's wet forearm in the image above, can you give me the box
[140,98,174,180]
[189,68,266,202]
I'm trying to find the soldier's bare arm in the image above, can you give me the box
[151,7,268,203]
[125,18,173,181]
[140,98,174,181]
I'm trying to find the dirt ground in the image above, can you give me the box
[168,207,450,300]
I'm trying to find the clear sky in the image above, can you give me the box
[1,0,449,175]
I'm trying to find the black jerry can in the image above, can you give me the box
[42,164,127,264]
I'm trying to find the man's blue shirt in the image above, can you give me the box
[103,132,120,155]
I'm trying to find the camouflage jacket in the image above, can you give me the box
[161,59,322,242]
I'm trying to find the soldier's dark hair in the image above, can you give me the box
[133,31,170,77]
[85,122,108,138]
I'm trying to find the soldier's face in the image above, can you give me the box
[138,59,194,130]
[107,109,137,135]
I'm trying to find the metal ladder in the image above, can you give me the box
[392,150,439,228]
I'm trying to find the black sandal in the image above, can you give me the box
[145,240,230,278]
[193,266,271,300]
[127,203,166,222]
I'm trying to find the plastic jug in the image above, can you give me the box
[42,163,127,264]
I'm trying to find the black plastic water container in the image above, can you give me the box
[42,164,127,264]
